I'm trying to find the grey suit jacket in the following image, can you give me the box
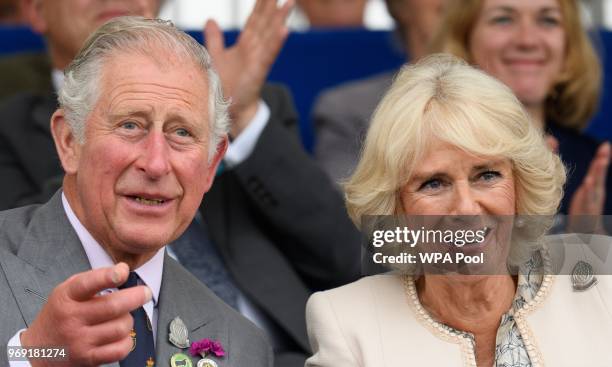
[313,71,395,185]
[0,192,272,367]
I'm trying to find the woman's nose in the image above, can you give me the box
[450,183,482,216]
[514,18,539,49]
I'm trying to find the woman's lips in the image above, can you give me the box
[504,59,546,71]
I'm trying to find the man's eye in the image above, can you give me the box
[175,128,191,137]
[121,121,138,130]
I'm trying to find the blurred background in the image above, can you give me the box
[2,0,612,151]
[158,0,612,31]
[157,0,394,30]
[5,0,607,30]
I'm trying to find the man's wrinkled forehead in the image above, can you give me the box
[93,49,209,118]
[93,39,206,84]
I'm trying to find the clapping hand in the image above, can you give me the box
[20,263,151,366]
[204,0,293,138]
[568,142,611,233]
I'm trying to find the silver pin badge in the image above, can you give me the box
[169,317,190,349]
[571,261,598,291]
[197,358,219,367]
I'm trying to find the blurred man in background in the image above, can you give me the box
[0,0,162,100]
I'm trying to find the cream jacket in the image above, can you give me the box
[306,237,612,367]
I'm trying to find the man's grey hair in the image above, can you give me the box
[58,16,229,159]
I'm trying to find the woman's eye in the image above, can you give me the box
[419,179,444,191]
[490,15,512,25]
[479,171,501,181]
[539,16,560,27]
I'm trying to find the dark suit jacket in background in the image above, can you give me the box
[0,192,272,367]
[0,52,53,102]
[313,71,394,185]
[0,84,362,367]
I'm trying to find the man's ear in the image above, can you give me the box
[202,136,228,192]
[50,109,80,174]
[21,0,47,34]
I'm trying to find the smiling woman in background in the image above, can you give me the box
[431,0,612,217]
[304,55,612,367]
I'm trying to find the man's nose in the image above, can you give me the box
[137,131,171,179]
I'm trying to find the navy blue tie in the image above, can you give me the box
[169,217,239,309]
[119,272,155,367]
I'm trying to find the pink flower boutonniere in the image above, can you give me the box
[189,338,225,358]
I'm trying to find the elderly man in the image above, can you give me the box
[0,1,361,366]
[0,17,271,367]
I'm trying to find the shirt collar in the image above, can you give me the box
[61,192,163,306]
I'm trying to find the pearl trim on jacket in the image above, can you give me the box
[402,247,555,367]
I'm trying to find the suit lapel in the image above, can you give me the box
[2,193,120,366]
[155,254,230,367]
[3,192,90,327]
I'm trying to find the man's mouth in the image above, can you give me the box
[131,196,167,206]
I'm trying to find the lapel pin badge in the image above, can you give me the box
[170,352,193,367]
[170,317,192,367]
[169,317,225,367]
[571,260,598,291]
[190,338,225,367]
[169,317,190,349]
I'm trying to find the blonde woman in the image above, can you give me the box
[305,55,612,366]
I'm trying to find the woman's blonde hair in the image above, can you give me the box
[345,54,566,228]
[430,0,601,130]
